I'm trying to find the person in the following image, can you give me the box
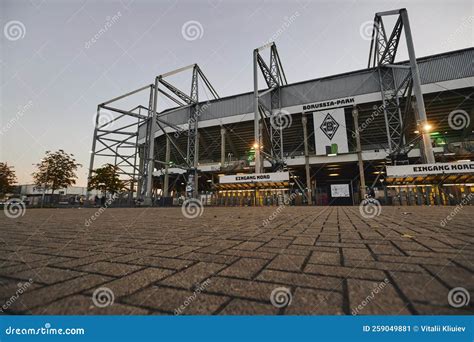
[94,195,99,206]
[100,195,106,207]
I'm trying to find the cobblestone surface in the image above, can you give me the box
[0,206,473,315]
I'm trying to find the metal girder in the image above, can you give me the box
[158,78,194,105]
[253,42,288,173]
[367,8,435,164]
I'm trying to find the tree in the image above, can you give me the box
[32,150,82,195]
[88,164,124,196]
[0,162,17,195]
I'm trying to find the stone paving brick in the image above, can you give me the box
[0,206,472,315]
[233,241,265,251]
[219,299,278,315]
[378,255,454,266]
[9,274,112,311]
[160,262,225,289]
[204,277,280,302]
[343,260,423,273]
[218,258,268,279]
[78,261,143,277]
[423,265,474,290]
[156,246,201,258]
[265,239,293,248]
[179,252,239,265]
[411,303,473,315]
[347,279,411,315]
[13,267,85,285]
[292,237,316,246]
[266,254,306,272]
[220,249,275,260]
[285,288,344,315]
[53,253,122,268]
[123,286,229,315]
[95,268,173,298]
[389,271,450,306]
[304,264,386,281]
[256,270,341,291]
[308,251,341,266]
[0,277,42,303]
[31,295,149,315]
[0,257,72,277]
[342,247,374,261]
[128,256,194,271]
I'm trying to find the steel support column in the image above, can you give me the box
[353,106,366,200]
[301,113,312,205]
[400,9,435,163]
[163,136,170,197]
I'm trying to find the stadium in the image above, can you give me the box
[88,8,474,207]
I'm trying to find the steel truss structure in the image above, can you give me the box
[253,42,288,173]
[368,8,435,164]
[88,85,152,204]
[88,64,219,204]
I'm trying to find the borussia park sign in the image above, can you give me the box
[219,171,290,184]
[386,161,474,177]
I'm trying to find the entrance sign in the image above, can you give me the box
[219,172,289,184]
[330,184,350,197]
[313,108,349,155]
[386,161,474,177]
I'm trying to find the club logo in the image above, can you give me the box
[320,113,340,140]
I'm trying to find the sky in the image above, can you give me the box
[1,0,472,186]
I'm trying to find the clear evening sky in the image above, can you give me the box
[1,0,472,186]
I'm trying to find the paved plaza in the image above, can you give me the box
[0,206,473,315]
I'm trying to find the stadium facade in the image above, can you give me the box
[88,9,474,206]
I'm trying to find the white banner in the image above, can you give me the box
[219,172,289,184]
[313,108,349,155]
[386,162,474,177]
[330,184,350,197]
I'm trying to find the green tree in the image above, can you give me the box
[88,164,124,196]
[32,150,82,195]
[0,162,17,195]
